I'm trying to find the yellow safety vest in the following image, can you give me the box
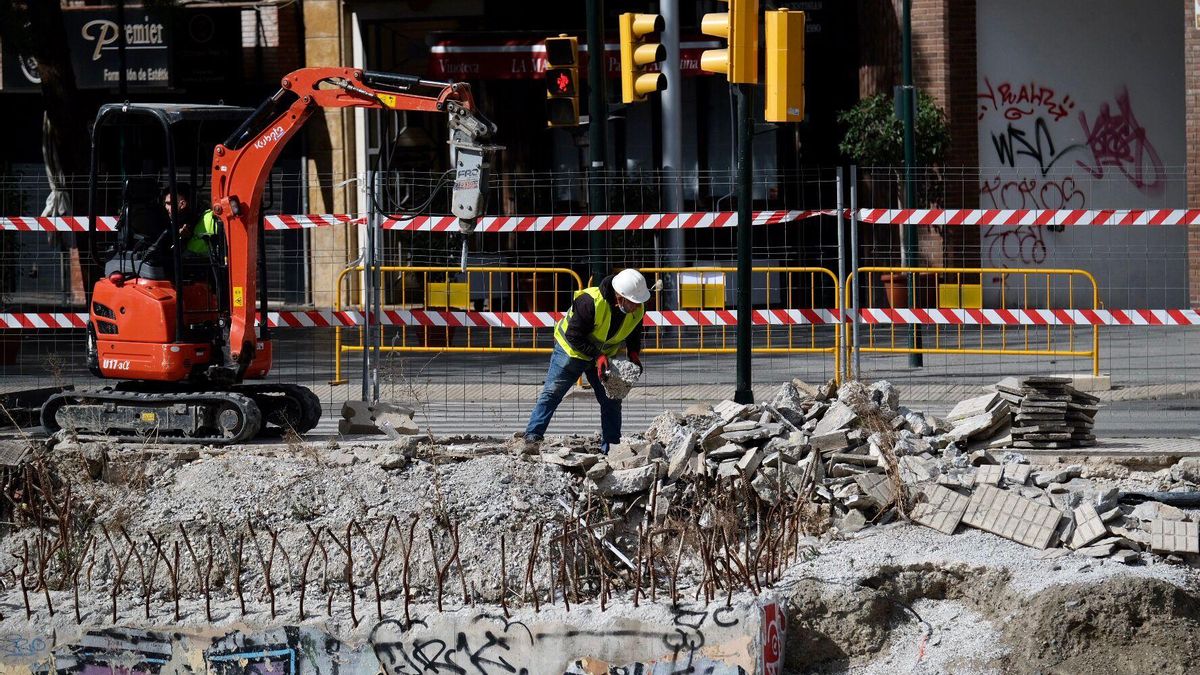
[185,210,216,256]
[554,286,644,360]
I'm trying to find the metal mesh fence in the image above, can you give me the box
[1,166,1197,438]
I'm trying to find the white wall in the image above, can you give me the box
[976,0,1186,308]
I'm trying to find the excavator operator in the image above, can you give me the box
[162,183,216,258]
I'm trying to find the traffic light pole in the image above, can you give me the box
[901,0,922,367]
[586,0,609,285]
[734,82,754,404]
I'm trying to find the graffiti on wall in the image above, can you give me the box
[4,601,774,675]
[977,78,1167,276]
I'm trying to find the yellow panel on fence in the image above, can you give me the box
[680,271,726,309]
[938,283,982,309]
[641,266,842,381]
[426,282,471,309]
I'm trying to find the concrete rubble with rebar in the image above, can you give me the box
[5,376,1200,672]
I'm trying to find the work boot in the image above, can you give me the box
[521,434,543,455]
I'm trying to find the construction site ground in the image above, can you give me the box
[5,371,1200,673]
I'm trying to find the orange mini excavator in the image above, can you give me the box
[35,68,495,443]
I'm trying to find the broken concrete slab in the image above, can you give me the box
[974,464,1004,486]
[962,484,1062,549]
[1003,463,1032,486]
[708,443,745,461]
[1032,465,1083,488]
[1068,503,1106,550]
[713,400,753,422]
[751,468,780,505]
[810,430,850,455]
[716,460,742,479]
[946,403,1011,442]
[1149,519,1200,555]
[1132,501,1187,522]
[736,448,765,475]
[947,392,1002,422]
[835,508,868,534]
[911,484,971,535]
[898,455,938,484]
[594,464,657,497]
[339,400,416,435]
[812,401,857,435]
[541,450,601,471]
[1111,549,1140,564]
[601,358,642,400]
[665,427,698,480]
[854,473,897,509]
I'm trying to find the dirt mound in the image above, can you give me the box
[785,560,1200,674]
[1000,577,1200,674]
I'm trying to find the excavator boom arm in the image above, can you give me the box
[210,67,495,372]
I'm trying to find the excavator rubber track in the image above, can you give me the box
[41,389,264,445]
[233,383,323,434]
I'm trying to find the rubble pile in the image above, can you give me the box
[995,376,1099,449]
[530,376,1200,567]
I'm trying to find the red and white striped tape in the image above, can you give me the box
[0,216,117,232]
[853,308,1200,326]
[383,210,831,232]
[0,211,827,232]
[8,208,1200,232]
[857,209,1200,226]
[7,307,1200,330]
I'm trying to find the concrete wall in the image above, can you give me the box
[0,598,784,674]
[976,0,1187,308]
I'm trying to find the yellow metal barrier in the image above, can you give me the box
[331,266,583,385]
[640,267,842,379]
[845,267,1100,378]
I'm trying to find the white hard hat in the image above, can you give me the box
[613,268,651,304]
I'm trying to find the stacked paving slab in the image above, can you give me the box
[995,377,1099,449]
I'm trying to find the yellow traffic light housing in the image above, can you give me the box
[700,0,759,84]
[619,13,667,103]
[765,9,804,122]
[544,34,580,127]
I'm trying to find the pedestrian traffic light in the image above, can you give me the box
[765,9,804,122]
[544,34,580,127]
[619,13,667,103]
[700,0,759,84]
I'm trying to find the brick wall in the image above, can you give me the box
[1186,0,1200,306]
[858,0,979,265]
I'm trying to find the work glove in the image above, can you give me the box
[596,354,610,382]
[629,350,643,374]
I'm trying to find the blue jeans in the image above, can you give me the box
[524,343,621,451]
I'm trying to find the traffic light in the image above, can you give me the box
[619,13,667,103]
[700,0,759,84]
[765,9,804,122]
[544,34,580,127]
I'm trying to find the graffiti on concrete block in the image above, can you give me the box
[5,599,775,675]
[32,629,173,674]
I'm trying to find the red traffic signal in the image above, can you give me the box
[545,67,576,97]
[543,34,580,128]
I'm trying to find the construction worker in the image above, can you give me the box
[523,268,650,453]
[163,183,215,257]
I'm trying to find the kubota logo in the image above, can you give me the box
[101,359,131,370]
[254,126,286,150]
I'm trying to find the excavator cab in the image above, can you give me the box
[85,103,257,384]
